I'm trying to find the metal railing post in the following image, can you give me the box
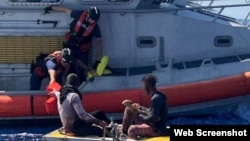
[247,21,250,28]
[241,10,250,24]
[213,7,224,22]
[208,0,215,6]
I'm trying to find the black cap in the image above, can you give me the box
[88,6,100,22]
[61,48,74,63]
[66,73,80,86]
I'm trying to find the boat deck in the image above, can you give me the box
[42,129,169,141]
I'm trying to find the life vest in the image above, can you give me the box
[64,11,96,51]
[74,11,96,37]
[33,51,62,78]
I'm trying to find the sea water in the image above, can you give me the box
[0,101,249,141]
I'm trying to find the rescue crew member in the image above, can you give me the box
[44,6,104,83]
[55,73,109,136]
[29,48,86,90]
[121,74,168,139]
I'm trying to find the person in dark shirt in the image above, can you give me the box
[44,6,104,83]
[121,74,168,139]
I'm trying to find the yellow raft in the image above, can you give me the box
[42,129,169,141]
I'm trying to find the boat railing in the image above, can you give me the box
[200,59,213,67]
[7,0,63,6]
[2,1,250,24]
[155,53,250,71]
[186,0,250,27]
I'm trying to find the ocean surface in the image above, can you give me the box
[0,101,249,141]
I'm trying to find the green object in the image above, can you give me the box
[96,56,109,76]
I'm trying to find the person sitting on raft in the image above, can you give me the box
[121,74,168,139]
[55,73,109,136]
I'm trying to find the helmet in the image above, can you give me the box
[88,6,100,22]
[61,48,74,63]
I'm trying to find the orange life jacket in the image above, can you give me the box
[65,12,96,40]
[74,11,96,37]
[64,11,96,52]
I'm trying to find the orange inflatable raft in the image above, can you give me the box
[0,72,250,118]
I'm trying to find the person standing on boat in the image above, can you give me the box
[56,73,109,136]
[30,48,87,90]
[121,74,168,139]
[44,6,104,83]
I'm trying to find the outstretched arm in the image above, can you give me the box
[46,60,59,84]
[51,6,72,15]
[48,70,56,84]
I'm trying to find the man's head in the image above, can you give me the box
[66,73,81,88]
[141,74,158,96]
[87,6,100,24]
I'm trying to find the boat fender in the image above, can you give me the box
[45,81,61,114]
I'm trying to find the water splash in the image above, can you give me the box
[0,125,59,141]
[0,133,43,141]
[232,100,250,123]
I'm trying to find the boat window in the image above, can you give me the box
[214,36,233,47]
[173,63,184,70]
[212,56,239,64]
[129,66,156,75]
[239,54,250,60]
[184,60,203,68]
[137,36,156,48]
[8,0,62,6]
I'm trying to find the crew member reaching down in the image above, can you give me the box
[122,74,168,139]
[56,73,109,136]
[44,6,104,83]
[29,48,87,90]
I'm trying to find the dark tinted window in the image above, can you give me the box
[239,54,250,60]
[173,63,184,70]
[137,36,156,48]
[185,60,203,68]
[212,56,239,64]
[214,36,233,47]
